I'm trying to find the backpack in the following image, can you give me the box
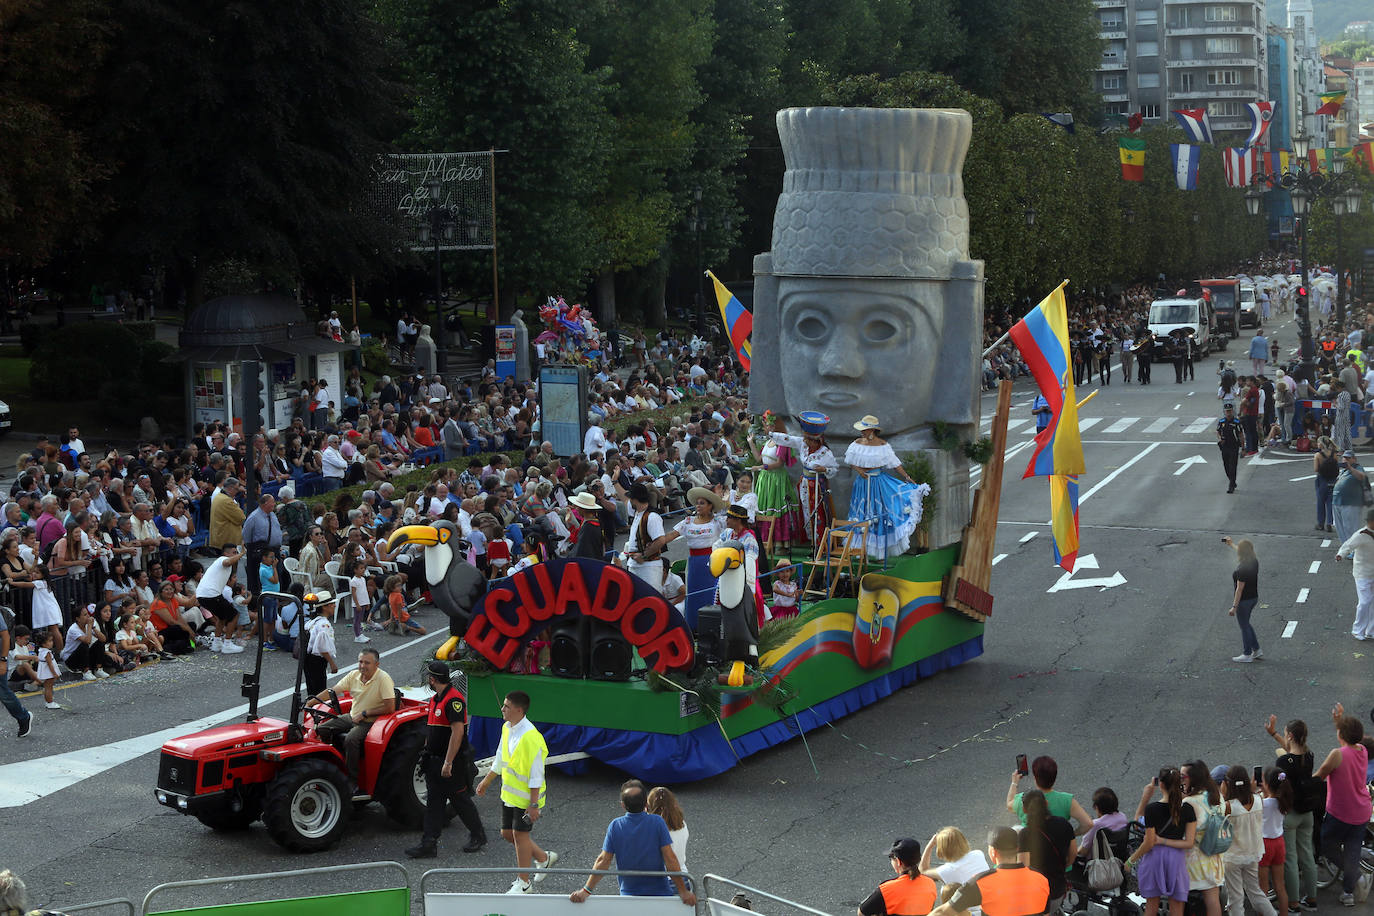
[1194,798,1233,856]
[1084,829,1124,892]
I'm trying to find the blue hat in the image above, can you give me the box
[796,411,830,436]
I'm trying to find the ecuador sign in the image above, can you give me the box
[465,558,695,673]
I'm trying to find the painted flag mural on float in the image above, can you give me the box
[1243,101,1274,149]
[1316,91,1346,116]
[1172,108,1214,144]
[705,270,752,371]
[1119,138,1146,181]
[1171,144,1201,190]
[1050,474,1080,572]
[1008,280,1085,479]
[1223,147,1259,188]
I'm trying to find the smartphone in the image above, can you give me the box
[1152,776,1159,786]
[1254,765,1263,786]
[1015,754,1028,776]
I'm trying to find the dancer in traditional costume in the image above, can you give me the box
[660,487,725,629]
[769,410,838,546]
[844,416,931,560]
[749,415,803,553]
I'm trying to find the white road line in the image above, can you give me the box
[1187,391,1195,397]
[1282,621,1298,638]
[1173,404,1181,410]
[1080,442,1162,505]
[1145,418,1176,434]
[0,627,446,807]
[1005,418,1031,431]
[1182,418,1214,434]
[1297,588,1309,603]
[1323,539,1332,548]
[992,554,1007,566]
[1291,474,1317,481]
[1309,560,1321,574]
[1078,417,1102,432]
[1105,417,1139,433]
[1020,531,1038,543]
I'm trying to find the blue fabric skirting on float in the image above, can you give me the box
[469,635,983,783]
[681,552,716,629]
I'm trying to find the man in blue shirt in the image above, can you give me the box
[1032,394,1052,433]
[568,780,695,906]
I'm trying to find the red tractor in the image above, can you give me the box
[153,589,430,851]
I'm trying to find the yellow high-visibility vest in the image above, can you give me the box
[498,722,548,809]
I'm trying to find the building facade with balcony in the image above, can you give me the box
[1096,0,1167,122]
[1355,61,1374,139]
[1163,0,1268,136]
[1287,0,1328,148]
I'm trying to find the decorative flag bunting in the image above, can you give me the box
[1223,147,1259,188]
[1170,143,1201,190]
[1172,108,1214,144]
[1118,138,1146,181]
[1008,280,1084,479]
[1243,101,1274,148]
[1040,112,1075,133]
[1316,91,1346,116]
[1356,142,1374,172]
[1049,474,1080,572]
[705,270,752,371]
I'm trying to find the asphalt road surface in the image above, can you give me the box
[3,309,1368,915]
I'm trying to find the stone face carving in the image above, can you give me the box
[750,107,985,550]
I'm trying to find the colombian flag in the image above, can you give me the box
[706,271,752,371]
[1050,474,1080,572]
[1119,138,1145,181]
[1316,91,1346,116]
[1009,280,1085,479]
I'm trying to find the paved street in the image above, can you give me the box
[2,311,1369,914]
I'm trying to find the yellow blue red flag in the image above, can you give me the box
[706,271,752,371]
[1050,474,1080,572]
[1008,281,1085,478]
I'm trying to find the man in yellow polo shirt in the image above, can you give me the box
[476,690,558,894]
[311,647,396,782]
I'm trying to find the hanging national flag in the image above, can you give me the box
[1171,143,1201,190]
[1223,147,1259,188]
[1243,101,1274,148]
[1049,474,1080,572]
[1316,91,1346,116]
[705,270,752,371]
[1118,138,1146,181]
[1008,281,1084,479]
[1263,151,1290,186]
[1355,142,1374,172]
[1040,112,1075,133]
[1127,112,1143,133]
[1172,108,1214,144]
[1308,147,1328,174]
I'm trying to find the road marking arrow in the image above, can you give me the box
[1047,554,1128,593]
[1173,455,1208,476]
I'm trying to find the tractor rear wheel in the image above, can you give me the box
[193,788,263,831]
[375,722,427,829]
[263,757,351,852]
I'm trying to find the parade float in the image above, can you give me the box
[385,107,1012,783]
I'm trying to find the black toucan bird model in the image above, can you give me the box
[387,520,486,659]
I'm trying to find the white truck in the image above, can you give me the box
[1147,297,1221,356]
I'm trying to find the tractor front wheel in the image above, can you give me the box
[193,788,263,831]
[263,758,351,852]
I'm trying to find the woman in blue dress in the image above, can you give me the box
[843,415,930,560]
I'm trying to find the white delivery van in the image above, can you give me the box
[1148,298,1212,356]
[1238,284,1259,328]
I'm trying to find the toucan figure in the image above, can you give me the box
[705,540,760,666]
[387,520,486,659]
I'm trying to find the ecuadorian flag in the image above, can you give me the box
[1050,474,1080,572]
[1009,280,1085,479]
[706,271,752,371]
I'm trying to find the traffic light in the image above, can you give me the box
[240,359,266,436]
[1294,285,1308,326]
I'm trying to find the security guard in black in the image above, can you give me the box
[405,661,487,857]
[1217,403,1243,493]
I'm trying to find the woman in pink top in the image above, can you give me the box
[1313,703,1372,904]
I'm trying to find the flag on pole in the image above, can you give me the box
[1243,101,1274,148]
[705,270,752,371]
[1171,143,1201,190]
[1049,474,1080,572]
[1118,138,1146,181]
[1356,142,1374,173]
[1127,112,1143,133]
[1316,91,1346,116]
[1172,108,1214,144]
[1223,147,1259,188]
[1308,147,1328,174]
[1008,281,1085,479]
[1040,112,1075,133]
[1263,150,1290,184]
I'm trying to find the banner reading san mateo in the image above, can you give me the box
[371,151,495,252]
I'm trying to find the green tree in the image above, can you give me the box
[378,0,612,317]
[78,0,407,306]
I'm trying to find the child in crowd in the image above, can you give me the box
[258,549,280,630]
[509,538,541,576]
[347,559,374,644]
[769,564,799,619]
[115,612,154,667]
[34,630,61,709]
[486,531,513,578]
[384,575,426,636]
[6,625,39,692]
[1258,767,1291,912]
[1221,764,1275,916]
[136,605,170,658]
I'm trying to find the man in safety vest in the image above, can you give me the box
[858,837,937,915]
[930,827,1048,916]
[476,690,558,894]
[405,661,487,859]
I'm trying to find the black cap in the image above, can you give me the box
[888,837,921,865]
[425,660,451,681]
[1223,402,1234,410]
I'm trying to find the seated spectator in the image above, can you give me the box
[1077,786,1129,857]
[918,826,990,897]
[860,837,938,916]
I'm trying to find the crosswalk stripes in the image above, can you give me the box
[1078,417,1102,432]
[1181,417,1214,434]
[1144,417,1175,434]
[1104,417,1139,433]
[1004,418,1031,431]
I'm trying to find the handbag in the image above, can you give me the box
[1084,829,1124,892]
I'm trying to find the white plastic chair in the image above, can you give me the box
[324,559,352,618]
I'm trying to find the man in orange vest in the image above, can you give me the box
[859,837,938,915]
[930,827,1049,916]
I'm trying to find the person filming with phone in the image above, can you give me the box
[1006,754,1093,836]
[1221,536,1263,663]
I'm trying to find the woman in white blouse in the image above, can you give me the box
[844,416,931,560]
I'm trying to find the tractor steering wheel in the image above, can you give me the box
[303,704,342,723]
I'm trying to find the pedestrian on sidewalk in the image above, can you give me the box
[476,690,557,895]
[1222,536,1262,662]
[1334,507,1374,641]
[1217,403,1243,494]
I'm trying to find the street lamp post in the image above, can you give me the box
[419,177,456,373]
